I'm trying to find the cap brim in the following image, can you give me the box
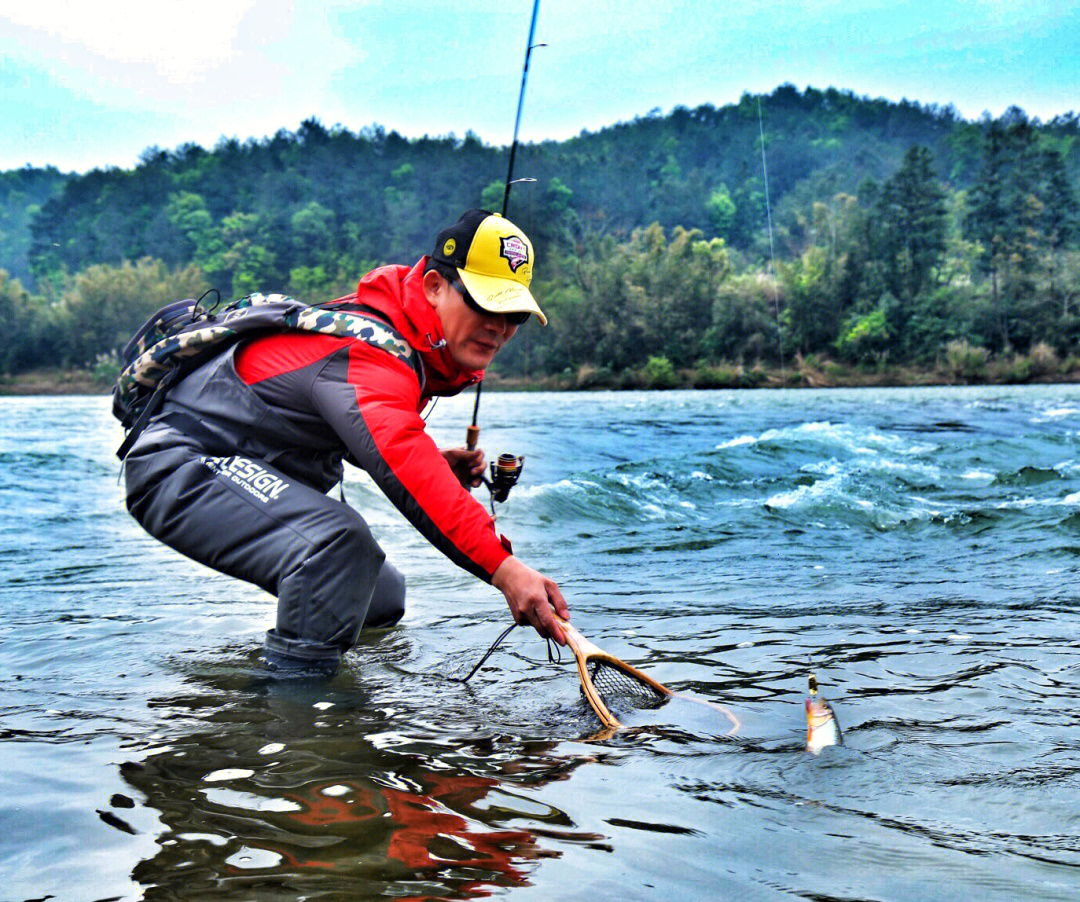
[458,269,547,326]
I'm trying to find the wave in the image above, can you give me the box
[1032,406,1080,422]
[994,465,1064,487]
[355,405,1080,543]
[511,448,1078,538]
[716,421,940,457]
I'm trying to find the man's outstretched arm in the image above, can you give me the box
[492,556,569,645]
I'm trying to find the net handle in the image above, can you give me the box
[556,617,672,729]
[557,617,672,694]
[555,617,741,735]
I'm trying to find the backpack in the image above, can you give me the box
[113,291,417,460]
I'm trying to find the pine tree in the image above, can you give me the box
[968,123,1007,292]
[876,146,947,334]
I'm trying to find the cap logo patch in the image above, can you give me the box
[443,239,457,257]
[499,236,529,273]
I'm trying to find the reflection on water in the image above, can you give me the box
[120,669,598,900]
[3,388,1080,901]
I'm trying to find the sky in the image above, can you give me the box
[1,0,1077,173]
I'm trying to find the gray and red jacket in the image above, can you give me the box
[156,259,512,582]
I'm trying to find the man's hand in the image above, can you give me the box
[441,447,486,488]
[491,556,570,644]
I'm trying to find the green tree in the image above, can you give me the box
[642,355,679,387]
[877,146,948,305]
[706,184,736,240]
[1035,149,1078,333]
[480,180,504,211]
[290,201,336,268]
[0,270,40,373]
[166,192,226,280]
[216,212,278,296]
[55,259,208,367]
[835,302,892,364]
[702,273,781,363]
[565,224,729,370]
[779,245,837,356]
[965,114,1054,350]
[967,121,1009,312]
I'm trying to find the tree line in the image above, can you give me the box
[1,85,1078,384]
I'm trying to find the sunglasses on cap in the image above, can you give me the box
[451,278,530,326]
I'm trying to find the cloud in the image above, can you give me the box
[0,1,359,117]
[1,0,1074,172]
[0,0,371,169]
[0,0,268,82]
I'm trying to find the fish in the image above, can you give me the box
[805,673,842,754]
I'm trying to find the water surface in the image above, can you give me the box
[2,386,1079,900]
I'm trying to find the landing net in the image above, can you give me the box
[588,661,668,710]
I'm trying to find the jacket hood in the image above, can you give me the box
[345,260,484,396]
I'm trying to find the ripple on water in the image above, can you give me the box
[5,390,1080,902]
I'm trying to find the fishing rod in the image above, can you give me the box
[501,0,544,219]
[466,0,544,509]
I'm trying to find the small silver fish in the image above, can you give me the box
[805,673,842,754]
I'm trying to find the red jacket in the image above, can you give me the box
[231,260,512,581]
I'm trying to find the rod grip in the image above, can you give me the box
[466,424,480,451]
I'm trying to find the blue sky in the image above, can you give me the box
[1,0,1077,173]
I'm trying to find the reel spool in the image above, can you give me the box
[486,453,524,503]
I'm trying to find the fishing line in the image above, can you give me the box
[452,623,565,684]
[757,97,785,375]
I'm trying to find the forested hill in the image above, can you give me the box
[0,166,69,290]
[7,84,1077,288]
[2,84,1079,385]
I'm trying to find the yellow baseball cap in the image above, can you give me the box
[431,209,548,325]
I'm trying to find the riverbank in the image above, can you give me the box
[0,369,113,395]
[5,354,1080,395]
[491,353,1080,390]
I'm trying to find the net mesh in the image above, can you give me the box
[588,660,668,710]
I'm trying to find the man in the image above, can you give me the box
[124,209,569,672]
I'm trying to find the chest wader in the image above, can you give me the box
[123,344,418,674]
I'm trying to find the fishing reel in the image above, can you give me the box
[466,423,524,508]
[484,453,525,504]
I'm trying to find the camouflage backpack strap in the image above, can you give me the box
[114,319,239,422]
[113,293,291,436]
[115,293,421,460]
[286,302,424,386]
[288,305,414,363]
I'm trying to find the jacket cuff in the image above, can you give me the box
[476,539,513,584]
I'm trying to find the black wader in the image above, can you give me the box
[125,420,405,671]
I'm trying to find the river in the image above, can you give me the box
[2,386,1079,900]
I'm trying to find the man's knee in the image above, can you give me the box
[364,561,406,629]
[330,511,384,564]
[318,518,404,631]
[277,508,386,645]
[300,512,385,591]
